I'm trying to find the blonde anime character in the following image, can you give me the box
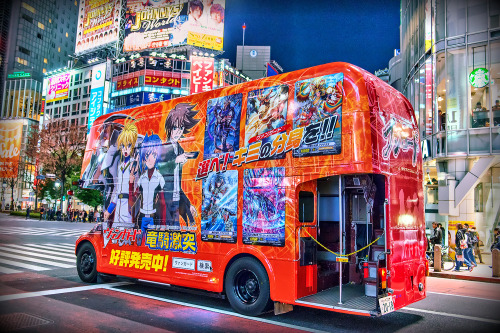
[104,121,138,228]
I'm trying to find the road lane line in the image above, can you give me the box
[0,258,50,271]
[21,244,76,257]
[403,307,500,324]
[0,282,132,302]
[6,244,76,259]
[0,247,75,263]
[0,266,22,274]
[45,243,77,250]
[106,287,329,333]
[427,291,500,302]
[0,251,74,268]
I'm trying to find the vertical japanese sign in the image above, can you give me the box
[190,56,214,94]
[425,58,433,136]
[0,120,23,178]
[88,62,107,133]
[46,73,71,103]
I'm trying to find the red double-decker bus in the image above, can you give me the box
[76,62,426,317]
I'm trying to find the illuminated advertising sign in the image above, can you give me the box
[125,92,171,107]
[88,63,107,133]
[144,75,181,88]
[46,73,71,103]
[0,120,23,178]
[190,56,214,94]
[123,0,225,52]
[75,0,122,54]
[116,77,139,91]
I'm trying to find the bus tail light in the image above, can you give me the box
[425,259,429,276]
[379,268,387,289]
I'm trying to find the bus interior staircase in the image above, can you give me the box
[295,229,384,315]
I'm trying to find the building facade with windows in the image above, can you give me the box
[0,0,78,208]
[399,0,500,247]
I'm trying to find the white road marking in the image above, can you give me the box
[20,244,76,258]
[107,287,329,333]
[45,243,76,250]
[403,307,500,324]
[0,258,50,271]
[0,266,22,274]
[427,291,500,302]
[0,251,74,268]
[0,282,131,302]
[0,246,75,263]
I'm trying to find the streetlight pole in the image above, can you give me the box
[54,179,64,214]
[242,23,246,73]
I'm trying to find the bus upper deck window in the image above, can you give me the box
[299,191,314,223]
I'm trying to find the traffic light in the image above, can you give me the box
[62,195,66,201]
[67,190,74,196]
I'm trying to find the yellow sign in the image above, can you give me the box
[0,120,23,178]
[187,31,223,51]
[336,257,348,262]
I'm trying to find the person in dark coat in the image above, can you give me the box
[26,206,31,220]
[454,223,473,272]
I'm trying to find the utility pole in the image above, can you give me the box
[242,23,246,73]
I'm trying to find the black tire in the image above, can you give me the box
[76,242,98,283]
[225,257,272,316]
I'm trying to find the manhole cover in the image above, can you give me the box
[0,313,52,331]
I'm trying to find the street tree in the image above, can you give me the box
[25,120,86,211]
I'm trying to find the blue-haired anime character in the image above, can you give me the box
[131,133,165,243]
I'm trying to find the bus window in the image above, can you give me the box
[299,191,314,223]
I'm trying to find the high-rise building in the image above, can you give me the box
[0,0,78,208]
[397,0,500,248]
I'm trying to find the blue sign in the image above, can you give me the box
[143,92,171,104]
[88,88,104,131]
[126,92,143,106]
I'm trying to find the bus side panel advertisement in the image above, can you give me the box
[203,93,242,160]
[292,73,343,157]
[242,167,286,247]
[245,85,289,160]
[201,170,238,243]
[123,0,225,52]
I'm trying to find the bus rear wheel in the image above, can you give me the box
[77,242,97,283]
[225,257,272,316]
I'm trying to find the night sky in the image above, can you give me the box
[222,0,400,74]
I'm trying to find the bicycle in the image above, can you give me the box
[427,245,455,271]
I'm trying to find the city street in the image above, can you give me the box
[0,213,499,332]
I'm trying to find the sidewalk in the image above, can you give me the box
[429,252,500,283]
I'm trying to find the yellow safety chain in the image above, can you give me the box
[303,228,384,257]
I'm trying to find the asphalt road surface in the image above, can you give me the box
[0,213,499,332]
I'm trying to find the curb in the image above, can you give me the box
[429,272,500,284]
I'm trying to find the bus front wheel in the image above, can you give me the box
[225,257,272,316]
[77,242,97,283]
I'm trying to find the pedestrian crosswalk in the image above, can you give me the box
[0,226,87,237]
[0,243,75,275]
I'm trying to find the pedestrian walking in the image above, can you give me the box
[83,210,88,222]
[438,223,445,244]
[89,210,94,223]
[454,223,473,272]
[491,228,500,252]
[26,206,31,220]
[39,207,44,221]
[470,226,483,264]
[464,223,477,267]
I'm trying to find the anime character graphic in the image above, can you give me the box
[81,115,141,215]
[242,168,286,246]
[201,171,238,242]
[294,75,343,128]
[130,132,165,242]
[159,102,200,227]
[245,85,288,153]
[292,73,343,157]
[103,121,139,228]
[204,94,242,159]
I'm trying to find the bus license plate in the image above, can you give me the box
[379,296,394,315]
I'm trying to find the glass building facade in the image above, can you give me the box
[398,0,500,248]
